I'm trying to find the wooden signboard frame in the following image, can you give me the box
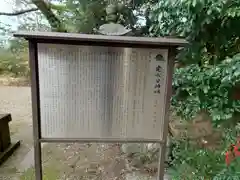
[14,31,187,180]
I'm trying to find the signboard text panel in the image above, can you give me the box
[37,44,168,140]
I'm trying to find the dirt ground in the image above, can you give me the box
[0,85,33,179]
[21,143,130,180]
[0,79,166,180]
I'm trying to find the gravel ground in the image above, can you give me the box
[0,86,32,123]
[0,86,33,179]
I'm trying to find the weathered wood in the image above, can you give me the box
[0,114,21,165]
[13,31,187,48]
[0,114,11,121]
[0,141,20,166]
[0,114,11,152]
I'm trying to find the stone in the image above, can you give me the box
[125,172,170,180]
[98,23,132,36]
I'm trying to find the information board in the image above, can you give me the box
[38,43,168,140]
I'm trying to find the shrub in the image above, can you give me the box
[168,124,240,179]
[0,50,29,77]
[172,53,240,127]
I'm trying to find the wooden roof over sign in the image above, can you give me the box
[14,31,187,48]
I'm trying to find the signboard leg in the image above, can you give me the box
[29,41,43,180]
[157,48,175,180]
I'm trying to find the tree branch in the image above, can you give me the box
[0,8,38,16]
[32,0,66,32]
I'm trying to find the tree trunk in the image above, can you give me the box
[31,0,66,32]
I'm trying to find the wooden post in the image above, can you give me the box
[0,114,20,165]
[28,40,43,180]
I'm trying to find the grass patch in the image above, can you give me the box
[20,166,59,180]
[9,122,21,136]
[20,144,69,180]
